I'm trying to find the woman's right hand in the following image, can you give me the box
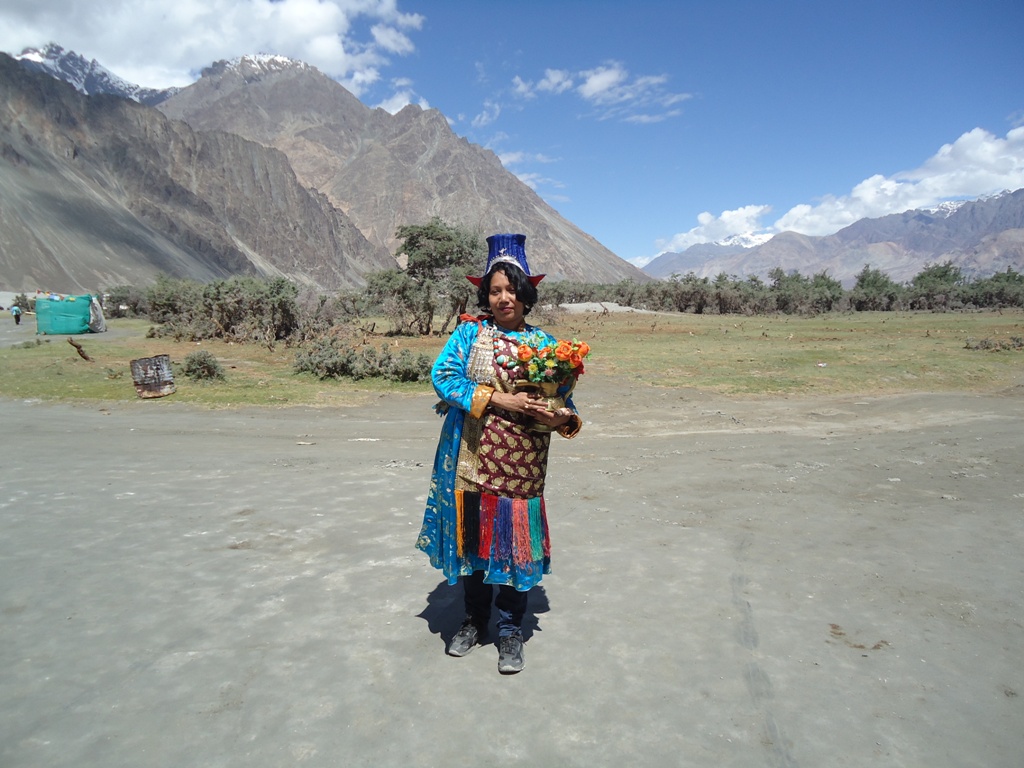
[489,390,541,415]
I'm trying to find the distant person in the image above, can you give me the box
[10,304,21,325]
[417,233,583,674]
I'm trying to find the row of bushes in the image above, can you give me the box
[103,275,433,382]
[92,261,1022,383]
[100,264,1024,327]
[538,263,1024,315]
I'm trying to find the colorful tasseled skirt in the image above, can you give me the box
[455,490,550,576]
[418,448,554,591]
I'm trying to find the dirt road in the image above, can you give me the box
[1,375,1022,766]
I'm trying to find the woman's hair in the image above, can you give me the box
[476,262,538,315]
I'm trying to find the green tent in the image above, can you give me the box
[35,294,107,335]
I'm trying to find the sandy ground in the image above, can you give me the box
[560,301,655,314]
[1,314,1023,767]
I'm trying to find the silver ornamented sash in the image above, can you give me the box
[466,324,496,384]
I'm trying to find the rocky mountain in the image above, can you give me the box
[0,53,393,293]
[14,43,178,106]
[157,55,647,284]
[645,189,1024,284]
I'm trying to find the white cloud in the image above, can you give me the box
[493,148,563,196]
[629,254,657,269]
[577,62,629,102]
[498,151,526,165]
[374,74,431,112]
[472,99,500,128]
[498,151,556,166]
[656,205,773,253]
[371,23,415,55]
[0,0,423,93]
[624,111,681,125]
[514,172,547,190]
[511,59,690,123]
[513,69,574,99]
[537,68,573,94]
[512,75,534,98]
[374,82,429,114]
[657,127,1024,255]
[773,127,1024,234]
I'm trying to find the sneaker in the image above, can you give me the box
[497,633,525,673]
[448,618,485,657]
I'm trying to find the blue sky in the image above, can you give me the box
[2,0,1023,267]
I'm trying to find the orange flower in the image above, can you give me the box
[516,331,592,383]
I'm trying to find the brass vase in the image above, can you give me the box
[513,380,566,433]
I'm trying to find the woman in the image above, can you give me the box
[416,233,582,674]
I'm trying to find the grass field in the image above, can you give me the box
[558,309,1024,395]
[1,310,1021,406]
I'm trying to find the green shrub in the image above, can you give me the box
[293,337,357,378]
[294,289,372,341]
[293,339,432,382]
[964,336,1024,351]
[385,348,434,382]
[104,285,148,318]
[181,349,226,381]
[146,276,299,344]
[12,292,34,312]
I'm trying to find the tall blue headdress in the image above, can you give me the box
[467,233,545,286]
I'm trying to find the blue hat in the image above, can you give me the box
[467,233,545,286]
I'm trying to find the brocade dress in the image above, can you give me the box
[416,317,580,591]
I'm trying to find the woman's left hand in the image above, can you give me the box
[525,402,572,429]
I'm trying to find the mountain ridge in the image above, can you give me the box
[645,189,1024,284]
[0,53,393,293]
[8,45,1021,292]
[15,43,179,106]
[156,54,649,284]
[11,45,648,286]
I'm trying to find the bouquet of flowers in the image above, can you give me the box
[515,333,591,385]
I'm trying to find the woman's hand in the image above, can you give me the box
[528,405,573,429]
[490,391,572,427]
[488,390,540,415]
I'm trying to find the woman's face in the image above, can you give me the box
[488,269,526,330]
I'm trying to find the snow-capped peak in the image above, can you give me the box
[14,43,178,105]
[203,54,311,79]
[17,48,46,64]
[714,232,774,248]
[921,191,1011,218]
[236,53,308,71]
[922,200,968,218]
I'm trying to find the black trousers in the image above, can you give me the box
[463,570,528,638]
